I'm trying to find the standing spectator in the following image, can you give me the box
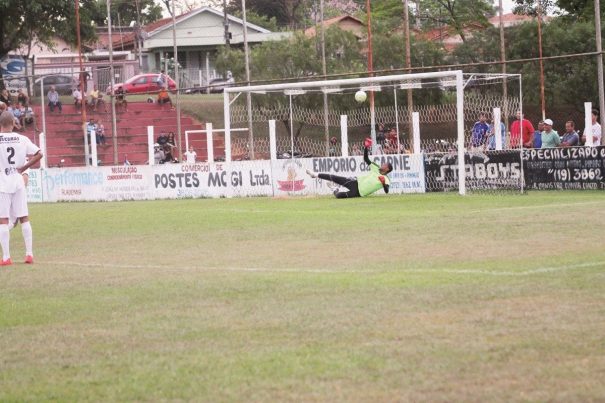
[17,89,28,107]
[166,132,178,162]
[376,123,386,146]
[470,112,489,150]
[540,119,560,148]
[581,109,602,146]
[73,86,84,110]
[47,86,62,113]
[533,121,544,149]
[560,121,579,147]
[184,146,197,163]
[0,89,11,106]
[487,117,506,150]
[0,111,43,265]
[86,118,97,143]
[510,110,535,148]
[114,87,127,112]
[158,69,168,88]
[329,136,338,156]
[351,143,362,156]
[96,122,107,146]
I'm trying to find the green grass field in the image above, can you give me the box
[1,191,604,401]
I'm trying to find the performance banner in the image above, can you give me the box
[425,150,522,192]
[523,146,605,190]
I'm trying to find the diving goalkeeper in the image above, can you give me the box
[306,138,393,198]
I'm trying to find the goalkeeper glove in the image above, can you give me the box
[378,175,385,185]
[364,137,372,149]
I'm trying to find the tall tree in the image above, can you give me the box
[90,0,163,26]
[227,0,312,29]
[0,0,96,60]
[417,0,494,42]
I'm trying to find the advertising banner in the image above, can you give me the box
[523,146,605,190]
[425,150,522,192]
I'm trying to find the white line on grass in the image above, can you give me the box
[471,200,605,214]
[43,260,605,276]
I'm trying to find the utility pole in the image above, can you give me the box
[498,0,509,134]
[320,0,330,156]
[224,0,230,47]
[365,0,377,150]
[171,0,183,161]
[595,0,605,143]
[107,0,119,165]
[243,0,255,159]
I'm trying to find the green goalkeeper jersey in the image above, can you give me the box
[357,163,390,197]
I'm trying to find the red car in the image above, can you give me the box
[107,73,177,94]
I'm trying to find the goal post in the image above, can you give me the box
[223,70,522,195]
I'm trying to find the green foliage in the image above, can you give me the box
[0,0,97,60]
[230,10,280,31]
[227,0,312,29]
[89,0,163,26]
[417,0,495,41]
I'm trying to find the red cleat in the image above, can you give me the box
[24,255,34,264]
[1,258,12,266]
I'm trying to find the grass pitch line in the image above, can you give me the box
[471,200,605,214]
[43,260,605,276]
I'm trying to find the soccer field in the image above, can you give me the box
[1,192,604,401]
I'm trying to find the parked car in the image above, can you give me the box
[106,73,177,94]
[185,77,235,94]
[34,75,78,96]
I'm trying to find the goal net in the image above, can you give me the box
[224,70,523,195]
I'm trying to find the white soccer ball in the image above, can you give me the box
[355,90,367,103]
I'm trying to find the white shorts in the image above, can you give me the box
[0,188,29,219]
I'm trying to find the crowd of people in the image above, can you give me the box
[471,110,602,150]
[0,89,35,132]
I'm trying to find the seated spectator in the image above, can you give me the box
[157,87,174,109]
[154,143,165,164]
[157,131,169,146]
[89,86,106,112]
[47,86,62,113]
[0,89,11,106]
[24,104,34,126]
[114,87,127,112]
[560,120,579,147]
[13,103,27,128]
[7,106,22,131]
[540,119,560,148]
[581,109,602,146]
[73,86,84,110]
[533,121,544,149]
[17,88,29,107]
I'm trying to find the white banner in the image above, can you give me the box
[26,154,425,203]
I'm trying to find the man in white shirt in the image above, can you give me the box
[582,109,602,146]
[184,146,197,163]
[73,86,84,110]
[0,111,43,265]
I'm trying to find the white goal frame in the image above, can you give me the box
[224,70,521,195]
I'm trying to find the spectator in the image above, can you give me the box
[376,123,386,146]
[560,121,579,147]
[86,118,97,142]
[157,131,169,147]
[184,146,197,163]
[351,143,362,156]
[0,101,6,112]
[533,121,544,149]
[23,104,34,127]
[166,132,178,162]
[114,87,127,112]
[471,112,489,150]
[47,86,62,113]
[73,86,84,110]
[540,119,560,148]
[510,110,535,148]
[329,136,338,156]
[581,109,602,146]
[6,105,21,131]
[89,86,106,112]
[96,122,107,146]
[158,69,168,88]
[154,143,165,164]
[0,89,11,106]
[487,117,506,150]
[17,89,28,107]
[157,87,174,109]
[12,103,25,129]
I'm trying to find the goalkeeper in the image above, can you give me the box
[307,138,392,198]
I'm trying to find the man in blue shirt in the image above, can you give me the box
[487,119,506,150]
[533,121,543,148]
[560,120,579,147]
[471,113,490,149]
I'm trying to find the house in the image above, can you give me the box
[304,15,365,40]
[97,6,291,86]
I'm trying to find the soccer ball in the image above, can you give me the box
[355,90,367,103]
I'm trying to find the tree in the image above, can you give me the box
[0,0,96,61]
[90,0,163,26]
[417,0,495,42]
[227,0,312,29]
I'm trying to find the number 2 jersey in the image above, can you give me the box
[0,132,40,193]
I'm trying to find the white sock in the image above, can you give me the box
[7,218,14,231]
[21,221,33,257]
[0,224,10,260]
